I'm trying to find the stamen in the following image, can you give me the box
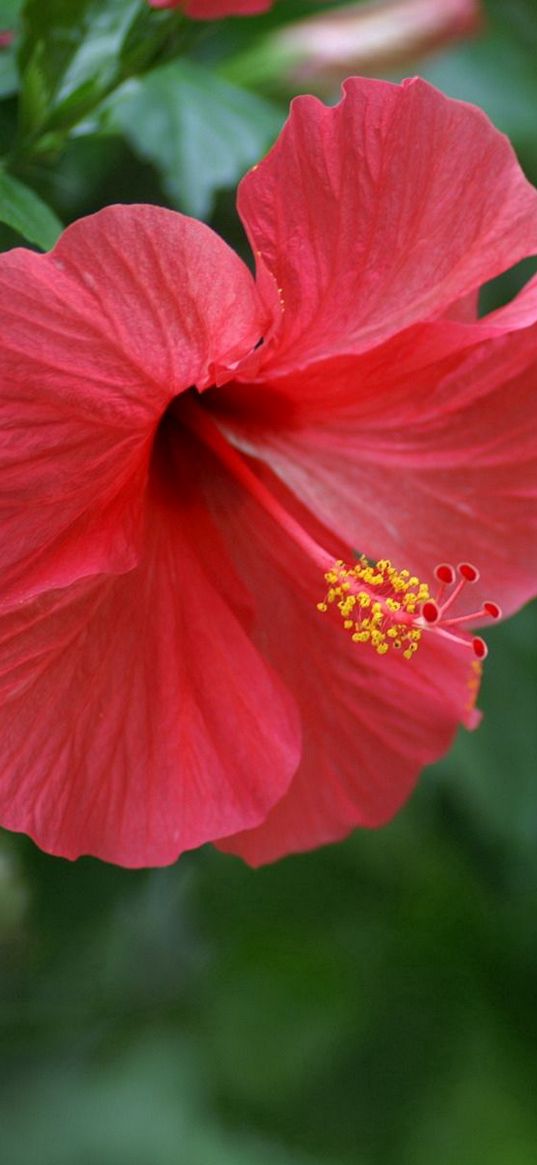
[465,658,483,723]
[317,557,499,662]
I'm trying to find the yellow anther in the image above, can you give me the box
[318,556,431,662]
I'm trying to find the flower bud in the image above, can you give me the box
[228,0,482,94]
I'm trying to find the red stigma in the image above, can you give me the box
[458,562,479,582]
[416,560,500,659]
[434,563,455,585]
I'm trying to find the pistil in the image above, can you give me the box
[319,558,501,660]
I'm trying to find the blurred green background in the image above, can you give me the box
[1,1,537,1162]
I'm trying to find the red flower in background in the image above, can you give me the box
[2,77,537,868]
[148,0,272,17]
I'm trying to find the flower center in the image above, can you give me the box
[179,397,500,663]
[317,558,501,660]
[179,393,335,573]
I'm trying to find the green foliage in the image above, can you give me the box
[0,164,62,246]
[106,59,284,217]
[16,0,175,140]
[0,40,17,100]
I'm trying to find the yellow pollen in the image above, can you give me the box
[316,555,430,661]
[465,659,483,712]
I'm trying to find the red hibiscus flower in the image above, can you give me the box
[148,0,272,18]
[2,77,537,868]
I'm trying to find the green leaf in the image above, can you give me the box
[17,0,144,138]
[105,59,284,219]
[0,167,62,248]
[17,41,49,136]
[0,41,17,100]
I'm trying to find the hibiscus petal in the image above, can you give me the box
[217,300,537,617]
[0,204,263,610]
[238,76,537,372]
[0,431,300,866]
[205,473,479,866]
